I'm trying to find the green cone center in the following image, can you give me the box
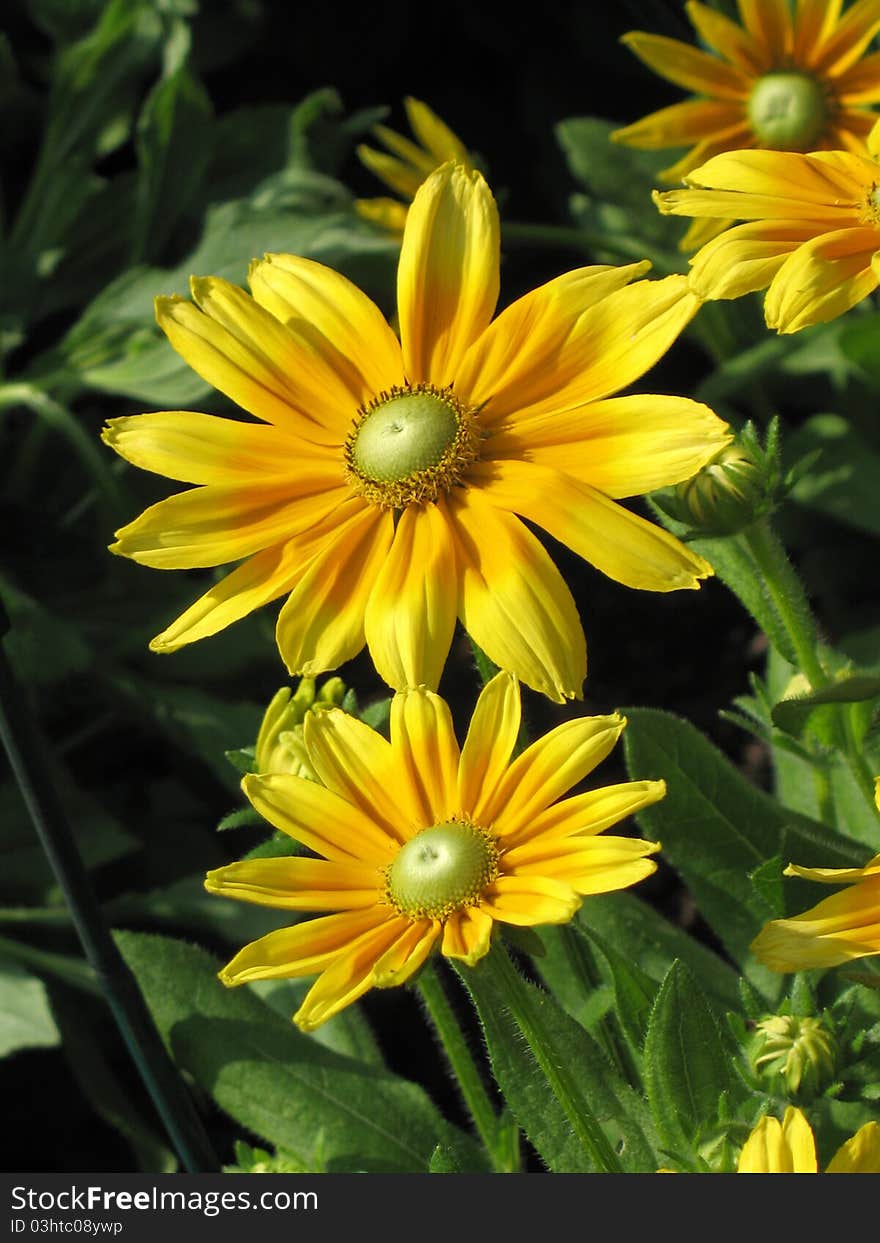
[387,821,498,919]
[747,72,828,151]
[351,391,459,483]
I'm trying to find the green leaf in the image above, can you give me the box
[643,961,744,1161]
[131,64,214,262]
[771,675,880,738]
[622,708,865,996]
[786,413,880,538]
[116,931,478,1172]
[224,747,256,777]
[455,952,658,1173]
[428,1137,491,1173]
[750,856,785,919]
[217,807,262,832]
[0,961,59,1057]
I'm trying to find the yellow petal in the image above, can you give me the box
[686,1,765,75]
[457,671,521,823]
[219,907,390,984]
[111,480,349,569]
[303,705,425,844]
[371,918,440,988]
[737,1108,818,1173]
[826,1122,880,1173]
[242,771,399,863]
[398,163,500,386]
[441,907,494,965]
[684,148,867,205]
[248,253,404,404]
[835,49,880,101]
[481,713,626,838]
[612,98,747,150]
[620,30,749,99]
[736,0,792,62]
[476,460,714,592]
[454,262,651,420]
[793,0,844,66]
[502,780,667,851]
[750,875,880,970]
[404,97,470,164]
[687,219,830,301]
[293,915,414,1030]
[784,853,880,883]
[507,836,660,896]
[389,686,460,825]
[275,502,394,678]
[480,875,581,926]
[488,393,730,498]
[363,498,459,692]
[204,856,382,910]
[448,486,586,703]
[354,196,409,233]
[812,0,880,76]
[357,142,426,198]
[765,226,880,332]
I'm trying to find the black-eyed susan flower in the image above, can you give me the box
[737,1106,880,1172]
[104,164,730,701]
[614,0,880,184]
[205,672,664,1031]
[355,97,473,232]
[654,122,880,331]
[751,851,880,970]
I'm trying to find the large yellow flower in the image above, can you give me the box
[355,97,473,233]
[205,672,664,1031]
[104,164,729,701]
[654,122,880,331]
[614,0,880,184]
[737,1106,880,1172]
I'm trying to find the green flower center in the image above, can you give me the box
[344,383,481,508]
[747,72,829,151]
[385,819,499,920]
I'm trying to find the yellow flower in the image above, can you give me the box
[104,164,729,701]
[205,672,665,1031]
[255,678,345,779]
[614,0,880,184]
[654,120,880,331]
[355,97,473,233]
[750,851,880,970]
[737,1106,880,1172]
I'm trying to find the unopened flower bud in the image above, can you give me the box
[255,677,347,779]
[673,443,766,536]
[750,1014,838,1098]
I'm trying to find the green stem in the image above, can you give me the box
[555,925,639,1086]
[742,521,826,688]
[416,961,516,1171]
[483,943,625,1173]
[0,619,218,1173]
[0,932,99,994]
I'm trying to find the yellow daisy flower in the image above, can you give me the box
[205,672,665,1031]
[104,163,729,701]
[737,1106,880,1172]
[614,0,880,184]
[653,121,880,331]
[355,97,473,233]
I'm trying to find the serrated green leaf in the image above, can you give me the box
[643,961,744,1160]
[224,747,256,777]
[216,806,262,832]
[0,961,59,1057]
[116,931,479,1172]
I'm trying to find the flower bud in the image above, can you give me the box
[672,442,766,536]
[255,677,346,780]
[750,1014,838,1098]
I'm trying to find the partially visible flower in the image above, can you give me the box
[750,1014,838,1097]
[654,122,880,331]
[664,441,766,535]
[737,1106,880,1173]
[256,677,346,779]
[205,672,665,1031]
[104,163,729,702]
[355,97,473,233]
[751,848,880,970]
[614,0,880,185]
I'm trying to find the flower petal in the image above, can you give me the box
[811,0,880,76]
[371,918,440,988]
[736,0,792,62]
[242,771,400,863]
[480,875,581,926]
[502,780,667,850]
[441,907,494,965]
[736,1108,818,1173]
[457,671,521,823]
[390,686,461,825]
[687,1,766,74]
[488,393,730,498]
[219,907,391,984]
[620,31,749,99]
[764,226,880,332]
[612,98,747,150]
[476,460,714,592]
[248,253,404,403]
[293,915,415,1030]
[363,498,459,692]
[826,1122,880,1173]
[835,49,880,101]
[750,875,880,970]
[481,713,626,837]
[687,219,831,301]
[405,97,470,164]
[793,0,844,66]
[303,706,425,843]
[448,487,586,703]
[506,835,660,896]
[204,856,382,910]
[275,502,394,678]
[454,262,651,421]
[398,163,500,386]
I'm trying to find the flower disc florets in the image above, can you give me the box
[747,72,829,151]
[385,818,499,919]
[344,382,481,508]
